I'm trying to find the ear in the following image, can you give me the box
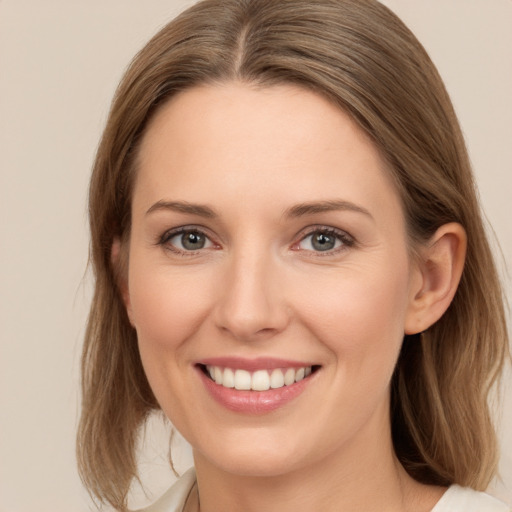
[404,223,467,335]
[111,237,135,326]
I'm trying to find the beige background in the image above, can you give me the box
[0,1,510,510]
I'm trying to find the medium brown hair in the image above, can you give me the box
[77,0,509,509]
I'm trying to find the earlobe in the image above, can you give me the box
[404,223,467,335]
[111,237,135,326]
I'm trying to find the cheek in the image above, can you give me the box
[298,256,411,371]
[127,262,216,422]
[128,264,212,351]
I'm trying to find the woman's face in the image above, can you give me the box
[124,83,423,477]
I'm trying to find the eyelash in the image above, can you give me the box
[157,225,355,256]
[158,226,216,256]
[294,226,355,256]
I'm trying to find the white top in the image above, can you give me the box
[432,484,510,511]
[136,468,196,512]
[137,468,510,512]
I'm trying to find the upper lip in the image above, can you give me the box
[197,357,317,371]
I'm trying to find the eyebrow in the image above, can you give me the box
[284,200,373,219]
[145,200,217,218]
[145,199,373,220]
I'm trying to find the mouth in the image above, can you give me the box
[198,364,321,392]
[195,357,321,413]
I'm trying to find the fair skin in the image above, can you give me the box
[116,83,466,512]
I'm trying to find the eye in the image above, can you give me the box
[296,228,353,253]
[161,228,214,253]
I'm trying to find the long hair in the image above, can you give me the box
[77,0,509,509]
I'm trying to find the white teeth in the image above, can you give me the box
[284,368,295,386]
[252,370,270,391]
[205,365,314,391]
[223,367,235,388]
[270,368,285,388]
[234,369,252,390]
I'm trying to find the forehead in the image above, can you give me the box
[140,82,377,161]
[134,82,403,225]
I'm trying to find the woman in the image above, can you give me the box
[77,1,510,511]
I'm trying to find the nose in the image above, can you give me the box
[213,250,290,342]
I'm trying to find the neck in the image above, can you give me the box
[191,405,442,512]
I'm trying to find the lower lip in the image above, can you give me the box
[197,368,314,414]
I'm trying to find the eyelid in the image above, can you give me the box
[156,224,355,256]
[292,225,355,254]
[158,225,219,255]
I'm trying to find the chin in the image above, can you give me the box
[193,431,312,478]
[207,453,304,478]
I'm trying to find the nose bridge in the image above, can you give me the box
[214,243,288,340]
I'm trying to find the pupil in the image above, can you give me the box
[182,231,205,250]
[312,233,335,251]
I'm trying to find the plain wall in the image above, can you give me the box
[0,1,510,510]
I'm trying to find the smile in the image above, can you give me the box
[204,365,314,391]
[196,358,321,413]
